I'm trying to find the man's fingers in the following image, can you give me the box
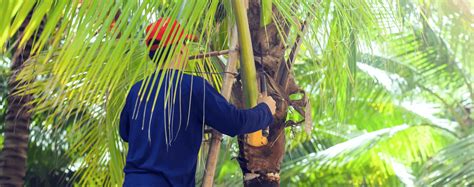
[257,95,277,115]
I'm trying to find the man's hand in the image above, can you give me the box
[258,95,276,115]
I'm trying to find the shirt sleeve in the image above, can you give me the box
[119,91,132,142]
[193,77,274,137]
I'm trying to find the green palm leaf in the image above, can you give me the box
[418,134,474,186]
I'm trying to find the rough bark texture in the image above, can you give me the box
[0,13,42,187]
[237,1,291,186]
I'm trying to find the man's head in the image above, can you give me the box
[145,18,197,67]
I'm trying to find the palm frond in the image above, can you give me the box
[282,124,457,186]
[8,0,227,184]
[418,134,474,186]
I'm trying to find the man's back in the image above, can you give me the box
[120,70,273,186]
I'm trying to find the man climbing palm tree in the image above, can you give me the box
[119,18,276,186]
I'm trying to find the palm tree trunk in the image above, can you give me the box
[0,12,43,187]
[235,0,292,186]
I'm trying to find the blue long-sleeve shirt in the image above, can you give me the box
[119,70,273,186]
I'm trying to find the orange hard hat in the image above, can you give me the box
[145,18,197,50]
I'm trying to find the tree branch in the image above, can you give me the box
[188,49,237,60]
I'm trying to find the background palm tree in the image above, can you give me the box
[0,10,46,186]
[0,0,472,186]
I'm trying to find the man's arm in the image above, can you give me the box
[193,77,275,137]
